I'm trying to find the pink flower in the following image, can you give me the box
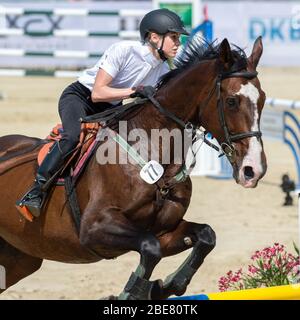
[219,243,299,292]
[251,250,260,260]
[248,265,258,274]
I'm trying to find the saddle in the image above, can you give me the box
[38,122,100,183]
[15,123,101,224]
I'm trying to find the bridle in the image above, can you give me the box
[81,67,263,198]
[214,70,262,163]
[148,69,262,164]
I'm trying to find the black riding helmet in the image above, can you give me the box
[140,9,189,61]
[139,8,189,41]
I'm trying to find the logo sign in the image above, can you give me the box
[249,17,300,42]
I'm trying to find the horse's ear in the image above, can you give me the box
[218,38,234,70]
[248,36,263,69]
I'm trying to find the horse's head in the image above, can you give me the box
[200,37,267,188]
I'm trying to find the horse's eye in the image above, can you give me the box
[226,97,239,109]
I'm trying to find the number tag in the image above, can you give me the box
[140,160,164,184]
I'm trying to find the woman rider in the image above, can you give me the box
[18,8,189,217]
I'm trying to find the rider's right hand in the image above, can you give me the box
[130,85,155,99]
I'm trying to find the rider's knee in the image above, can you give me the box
[59,135,80,155]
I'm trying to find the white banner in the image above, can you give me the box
[0,1,298,68]
[205,1,300,66]
[0,1,152,69]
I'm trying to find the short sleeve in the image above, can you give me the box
[97,43,126,78]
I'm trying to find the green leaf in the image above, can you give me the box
[293,241,299,256]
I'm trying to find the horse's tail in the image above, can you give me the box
[0,134,46,176]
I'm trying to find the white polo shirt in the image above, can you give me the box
[78,41,170,94]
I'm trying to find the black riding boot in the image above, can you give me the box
[17,142,64,217]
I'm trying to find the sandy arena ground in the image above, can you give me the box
[0,67,299,299]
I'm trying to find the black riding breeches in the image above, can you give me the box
[58,81,113,157]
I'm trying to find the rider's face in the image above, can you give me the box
[161,32,181,58]
[149,32,181,59]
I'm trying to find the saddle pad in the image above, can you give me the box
[37,142,54,166]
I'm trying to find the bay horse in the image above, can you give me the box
[0,36,267,300]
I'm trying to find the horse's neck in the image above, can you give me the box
[89,61,218,176]
[117,62,216,172]
[157,61,216,123]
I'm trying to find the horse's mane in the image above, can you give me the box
[157,34,247,89]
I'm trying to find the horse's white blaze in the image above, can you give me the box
[236,83,263,181]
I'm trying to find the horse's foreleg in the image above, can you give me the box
[80,207,162,300]
[118,235,163,300]
[156,220,216,299]
[0,238,43,294]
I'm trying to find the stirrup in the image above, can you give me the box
[15,187,45,221]
[15,201,35,222]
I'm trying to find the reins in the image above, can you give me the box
[81,66,262,199]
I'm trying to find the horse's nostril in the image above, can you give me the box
[244,166,254,180]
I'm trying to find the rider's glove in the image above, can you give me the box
[130,85,155,99]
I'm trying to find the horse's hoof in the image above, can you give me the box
[162,280,187,298]
[150,279,164,300]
